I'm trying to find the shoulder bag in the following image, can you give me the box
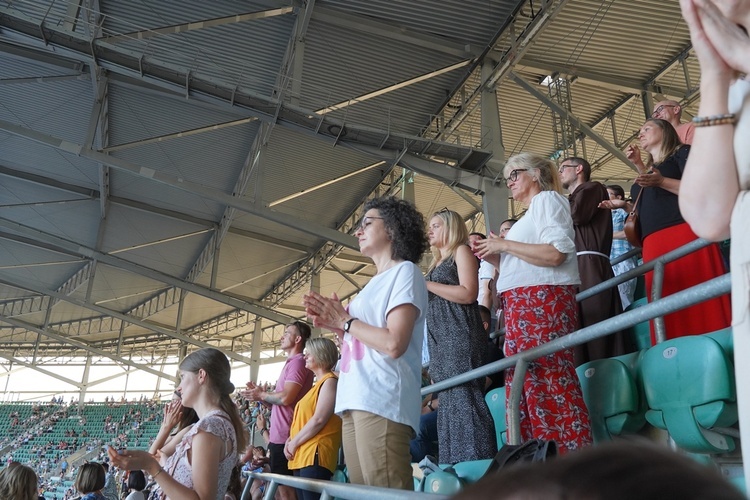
[624,187,644,248]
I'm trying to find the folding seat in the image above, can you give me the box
[576,352,646,443]
[484,387,507,449]
[625,297,651,350]
[641,335,737,453]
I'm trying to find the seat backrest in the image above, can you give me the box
[705,327,733,358]
[625,297,651,350]
[484,387,507,449]
[576,358,643,443]
[641,336,737,453]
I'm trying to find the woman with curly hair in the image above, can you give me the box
[303,196,428,489]
[425,208,496,463]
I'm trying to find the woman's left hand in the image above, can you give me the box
[635,168,665,188]
[473,232,506,260]
[302,291,348,332]
[107,447,159,475]
[691,0,750,76]
[283,439,297,460]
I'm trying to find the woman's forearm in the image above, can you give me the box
[679,75,738,241]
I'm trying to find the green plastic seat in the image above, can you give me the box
[450,459,492,483]
[641,336,737,453]
[705,327,733,358]
[625,297,652,350]
[484,387,507,449]
[576,354,646,443]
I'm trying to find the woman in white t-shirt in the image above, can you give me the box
[473,153,592,454]
[303,196,428,489]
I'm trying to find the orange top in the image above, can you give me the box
[287,372,342,473]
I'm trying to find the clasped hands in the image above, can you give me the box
[470,231,506,260]
[302,291,349,335]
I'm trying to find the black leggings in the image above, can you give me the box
[293,453,333,500]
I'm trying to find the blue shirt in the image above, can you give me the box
[610,209,634,260]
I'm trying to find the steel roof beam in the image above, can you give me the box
[508,71,639,172]
[0,118,358,250]
[102,7,295,44]
[0,352,82,387]
[0,275,255,365]
[518,58,688,98]
[0,217,294,325]
[0,314,177,382]
[310,6,479,58]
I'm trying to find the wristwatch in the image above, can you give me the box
[343,318,357,333]
[427,399,435,412]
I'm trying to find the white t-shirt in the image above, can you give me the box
[335,261,428,433]
[497,191,580,294]
[477,259,496,305]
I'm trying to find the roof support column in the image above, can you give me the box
[480,59,509,232]
[250,317,263,383]
[310,271,321,338]
[401,169,415,203]
[78,355,92,411]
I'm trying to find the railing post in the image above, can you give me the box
[263,480,279,500]
[652,261,667,343]
[507,358,528,445]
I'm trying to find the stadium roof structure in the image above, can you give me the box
[0,0,696,393]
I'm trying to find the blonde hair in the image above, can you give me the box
[504,153,563,194]
[0,463,38,500]
[428,209,469,271]
[305,338,339,371]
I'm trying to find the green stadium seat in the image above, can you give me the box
[633,274,646,301]
[641,336,738,453]
[705,327,733,357]
[576,353,646,443]
[484,387,507,449]
[625,297,651,350]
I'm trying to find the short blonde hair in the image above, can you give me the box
[305,338,339,371]
[428,209,469,271]
[0,463,38,500]
[504,153,563,194]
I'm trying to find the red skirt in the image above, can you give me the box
[642,222,731,344]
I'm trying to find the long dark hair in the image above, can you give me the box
[180,348,248,452]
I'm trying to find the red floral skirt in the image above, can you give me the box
[502,284,593,454]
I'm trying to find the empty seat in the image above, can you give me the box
[484,387,507,449]
[576,353,646,443]
[625,297,651,350]
[641,335,738,453]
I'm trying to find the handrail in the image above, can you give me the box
[241,471,449,500]
[424,273,730,397]
[609,246,641,266]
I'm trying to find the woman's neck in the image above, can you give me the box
[192,398,221,419]
[313,368,331,380]
[370,252,401,275]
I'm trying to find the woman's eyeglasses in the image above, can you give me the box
[358,216,384,231]
[504,169,527,184]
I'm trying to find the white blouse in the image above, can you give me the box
[497,190,580,294]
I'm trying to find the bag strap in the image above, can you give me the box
[630,186,644,213]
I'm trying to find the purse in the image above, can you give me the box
[624,187,644,248]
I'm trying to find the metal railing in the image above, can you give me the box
[241,472,449,500]
[423,237,729,446]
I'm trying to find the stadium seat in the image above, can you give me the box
[705,326,733,358]
[576,353,646,443]
[484,387,507,449]
[625,297,651,350]
[641,335,738,453]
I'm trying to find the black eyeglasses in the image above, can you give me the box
[504,169,527,185]
[358,216,384,231]
[558,163,578,173]
[652,104,676,117]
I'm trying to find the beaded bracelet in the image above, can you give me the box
[692,113,737,127]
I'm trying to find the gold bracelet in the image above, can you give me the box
[692,113,737,128]
[153,467,164,479]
